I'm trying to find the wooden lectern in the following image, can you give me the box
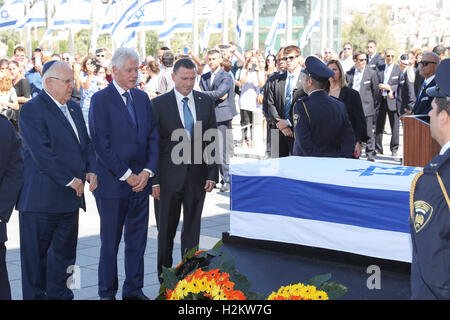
[402,115,441,167]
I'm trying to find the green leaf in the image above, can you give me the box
[161,266,179,290]
[319,282,348,300]
[308,273,332,288]
[182,245,199,262]
[212,240,223,250]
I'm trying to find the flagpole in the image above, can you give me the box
[25,0,32,57]
[192,0,199,55]
[140,31,146,61]
[286,0,292,45]
[253,0,259,50]
[46,0,53,51]
[222,0,228,44]
[320,0,327,53]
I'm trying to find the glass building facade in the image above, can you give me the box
[237,0,342,57]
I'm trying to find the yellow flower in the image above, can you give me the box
[174,279,190,298]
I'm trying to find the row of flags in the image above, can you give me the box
[0,0,322,53]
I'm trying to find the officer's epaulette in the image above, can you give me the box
[423,152,450,174]
[296,95,309,104]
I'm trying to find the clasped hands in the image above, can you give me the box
[69,173,97,197]
[126,170,151,193]
[276,119,294,137]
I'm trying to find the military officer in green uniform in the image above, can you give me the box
[410,58,450,299]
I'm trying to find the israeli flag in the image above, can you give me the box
[158,0,193,42]
[264,0,287,55]
[230,157,422,262]
[199,0,223,52]
[16,0,46,30]
[299,0,321,49]
[235,0,253,50]
[97,0,118,35]
[0,0,25,31]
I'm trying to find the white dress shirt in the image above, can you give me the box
[112,80,154,181]
[440,141,450,155]
[174,88,196,128]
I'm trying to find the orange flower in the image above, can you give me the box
[194,250,207,256]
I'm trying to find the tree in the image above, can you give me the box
[342,5,399,54]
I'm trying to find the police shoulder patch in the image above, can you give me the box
[413,201,433,233]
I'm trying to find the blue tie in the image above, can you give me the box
[182,97,194,136]
[122,91,137,126]
[60,105,69,120]
[285,75,293,120]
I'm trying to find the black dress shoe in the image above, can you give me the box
[122,293,150,300]
[367,153,375,162]
[100,296,116,300]
[220,182,230,192]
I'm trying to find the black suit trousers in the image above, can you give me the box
[157,166,207,280]
[375,98,400,153]
[272,129,294,158]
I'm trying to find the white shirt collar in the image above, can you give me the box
[424,75,435,86]
[211,67,221,76]
[44,89,66,108]
[174,88,194,102]
[441,140,450,155]
[287,67,301,79]
[113,79,128,96]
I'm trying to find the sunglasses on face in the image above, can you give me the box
[343,47,352,51]
[419,61,437,67]
[386,55,395,58]
[96,55,105,58]
[358,58,367,62]
[282,55,299,61]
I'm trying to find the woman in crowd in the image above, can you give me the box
[0,68,19,131]
[8,60,31,131]
[80,55,100,131]
[327,59,367,158]
[144,60,161,99]
[238,53,266,147]
[97,67,109,90]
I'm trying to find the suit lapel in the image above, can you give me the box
[168,90,184,129]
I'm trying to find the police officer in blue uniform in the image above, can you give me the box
[293,56,355,158]
[409,58,450,300]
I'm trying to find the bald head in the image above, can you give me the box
[419,52,440,79]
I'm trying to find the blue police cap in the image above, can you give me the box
[301,56,335,81]
[42,60,58,76]
[426,58,450,102]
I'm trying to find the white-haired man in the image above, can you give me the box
[89,48,159,300]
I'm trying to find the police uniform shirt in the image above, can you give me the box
[409,148,450,299]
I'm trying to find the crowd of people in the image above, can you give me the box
[0,38,449,301]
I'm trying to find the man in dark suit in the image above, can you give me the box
[89,48,159,300]
[265,45,306,157]
[0,115,23,300]
[293,56,355,158]
[366,40,385,71]
[397,54,417,115]
[151,58,218,281]
[18,61,96,300]
[412,52,440,122]
[375,49,403,156]
[346,52,380,161]
[199,50,234,192]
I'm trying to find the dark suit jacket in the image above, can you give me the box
[17,91,94,213]
[266,71,306,124]
[199,68,235,123]
[151,90,218,191]
[413,78,436,118]
[338,87,368,143]
[368,53,385,71]
[0,116,23,223]
[377,63,403,112]
[293,91,355,158]
[396,71,416,114]
[346,66,380,117]
[89,82,159,199]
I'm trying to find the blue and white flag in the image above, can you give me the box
[0,0,25,31]
[110,0,139,48]
[16,0,46,30]
[158,0,193,42]
[97,0,118,35]
[299,0,320,49]
[199,0,223,52]
[235,0,253,50]
[264,0,286,55]
[230,157,422,262]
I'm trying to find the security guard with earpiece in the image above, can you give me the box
[409,58,450,300]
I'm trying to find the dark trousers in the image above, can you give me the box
[217,120,232,183]
[96,195,149,298]
[272,129,294,158]
[19,210,79,300]
[365,115,375,155]
[375,99,400,153]
[157,168,207,280]
[0,222,11,300]
[240,109,253,141]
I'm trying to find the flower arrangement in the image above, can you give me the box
[157,241,347,301]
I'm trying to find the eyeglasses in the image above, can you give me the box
[282,55,299,61]
[385,55,395,58]
[419,61,437,67]
[49,77,73,85]
[62,57,70,61]
[358,58,367,62]
[343,47,352,51]
[96,55,105,58]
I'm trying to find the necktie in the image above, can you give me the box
[383,66,390,96]
[284,75,294,120]
[122,91,137,126]
[60,105,69,120]
[182,97,194,136]
[416,82,427,104]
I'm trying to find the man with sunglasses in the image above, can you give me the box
[412,52,440,121]
[375,49,403,157]
[266,45,306,157]
[340,43,355,73]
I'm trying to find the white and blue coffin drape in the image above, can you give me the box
[230,157,422,263]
